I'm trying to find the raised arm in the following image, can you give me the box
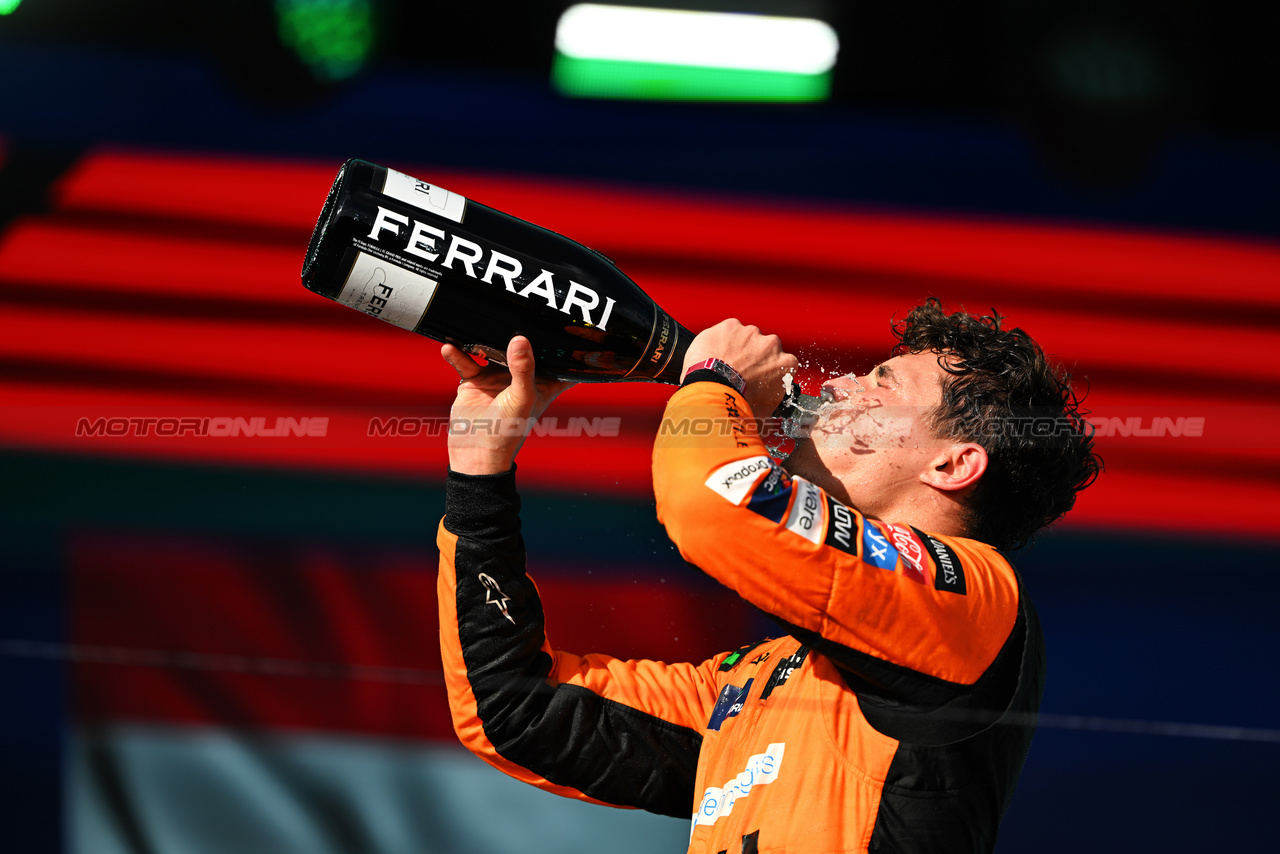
[653,323,1025,715]
[437,337,725,815]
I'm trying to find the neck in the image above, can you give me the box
[828,476,970,541]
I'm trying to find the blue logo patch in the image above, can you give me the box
[746,462,791,524]
[707,678,754,731]
[747,488,792,524]
[862,522,900,570]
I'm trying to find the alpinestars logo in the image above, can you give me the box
[477,574,515,624]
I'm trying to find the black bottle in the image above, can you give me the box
[301,159,824,449]
[302,159,689,384]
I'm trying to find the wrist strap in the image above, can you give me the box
[683,358,746,393]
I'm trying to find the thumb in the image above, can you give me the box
[502,336,537,418]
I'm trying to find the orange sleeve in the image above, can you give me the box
[653,382,1020,695]
[437,468,725,817]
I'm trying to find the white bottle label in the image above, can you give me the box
[382,168,467,223]
[337,252,439,331]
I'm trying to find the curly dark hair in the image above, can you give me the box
[892,298,1102,551]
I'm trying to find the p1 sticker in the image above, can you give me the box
[337,252,439,331]
[381,169,467,223]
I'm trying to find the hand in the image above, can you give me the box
[441,337,576,475]
[682,319,799,416]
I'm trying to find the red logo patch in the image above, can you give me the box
[884,522,928,584]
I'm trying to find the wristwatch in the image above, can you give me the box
[683,358,746,393]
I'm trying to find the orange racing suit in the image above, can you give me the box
[438,377,1045,853]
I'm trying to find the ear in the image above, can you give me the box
[921,442,987,493]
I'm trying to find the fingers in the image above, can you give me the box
[502,336,536,417]
[684,320,792,373]
[441,343,482,382]
[442,337,569,421]
[679,319,800,417]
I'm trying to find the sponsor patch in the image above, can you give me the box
[884,522,928,584]
[824,497,858,556]
[705,456,774,507]
[381,168,467,222]
[718,641,767,672]
[760,646,809,700]
[477,573,515,624]
[861,521,900,571]
[782,478,825,545]
[707,679,753,732]
[337,251,440,331]
[916,528,968,595]
[692,743,785,829]
[745,461,792,523]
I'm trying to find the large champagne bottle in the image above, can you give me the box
[301,159,689,384]
[301,159,824,448]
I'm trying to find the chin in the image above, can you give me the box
[781,439,811,476]
[784,440,854,506]
[782,439,821,483]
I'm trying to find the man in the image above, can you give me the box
[436,299,1100,853]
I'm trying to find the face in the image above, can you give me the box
[784,351,951,516]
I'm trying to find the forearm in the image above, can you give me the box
[438,467,709,816]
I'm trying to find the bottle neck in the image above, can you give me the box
[651,320,694,385]
[773,388,830,438]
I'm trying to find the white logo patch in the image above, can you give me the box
[337,251,440,331]
[691,743,785,832]
[705,455,773,506]
[477,573,515,624]
[382,169,467,222]
[783,477,825,544]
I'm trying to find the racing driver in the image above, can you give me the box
[436,299,1100,853]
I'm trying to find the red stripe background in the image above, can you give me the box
[70,531,755,737]
[2,146,1277,535]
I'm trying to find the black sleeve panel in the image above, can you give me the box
[443,468,702,818]
[867,578,1047,854]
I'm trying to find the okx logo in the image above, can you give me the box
[862,521,900,570]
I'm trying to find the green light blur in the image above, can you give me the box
[275,0,376,82]
[553,53,831,102]
[0,0,23,16]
